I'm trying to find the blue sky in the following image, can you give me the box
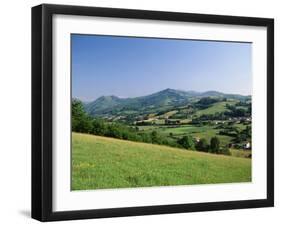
[72,34,252,101]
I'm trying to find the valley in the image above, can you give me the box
[74,88,252,155]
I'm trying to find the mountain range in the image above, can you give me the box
[83,88,250,117]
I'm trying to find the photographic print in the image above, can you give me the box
[32,4,273,221]
[71,34,252,191]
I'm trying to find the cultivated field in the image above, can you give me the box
[138,124,235,146]
[72,132,252,190]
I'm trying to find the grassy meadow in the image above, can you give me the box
[72,132,251,190]
[71,35,253,191]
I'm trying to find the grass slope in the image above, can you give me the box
[72,132,251,190]
[195,100,237,116]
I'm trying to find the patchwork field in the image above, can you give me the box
[72,132,252,190]
[137,124,239,146]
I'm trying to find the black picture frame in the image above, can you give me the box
[32,3,274,222]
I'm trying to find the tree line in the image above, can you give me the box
[72,99,230,155]
[178,135,230,155]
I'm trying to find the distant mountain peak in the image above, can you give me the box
[163,88,176,92]
[158,88,175,94]
[158,88,188,95]
[204,90,223,94]
[84,88,250,116]
[97,95,120,100]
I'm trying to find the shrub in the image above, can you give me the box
[91,119,107,135]
[210,137,220,153]
[178,136,195,150]
[221,146,231,155]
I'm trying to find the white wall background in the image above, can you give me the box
[0,0,279,225]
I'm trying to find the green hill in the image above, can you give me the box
[84,88,192,116]
[84,95,123,114]
[84,88,249,116]
[72,132,251,190]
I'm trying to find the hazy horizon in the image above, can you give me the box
[72,34,252,101]
[74,88,251,102]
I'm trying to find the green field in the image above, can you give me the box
[195,100,237,116]
[158,124,225,137]
[72,132,251,190]
[137,124,233,146]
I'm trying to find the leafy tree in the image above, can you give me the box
[196,138,209,152]
[139,133,152,143]
[196,97,218,108]
[244,125,251,138]
[105,123,123,139]
[72,99,92,133]
[91,119,107,135]
[234,125,251,143]
[151,131,159,143]
[178,136,195,150]
[210,137,220,153]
